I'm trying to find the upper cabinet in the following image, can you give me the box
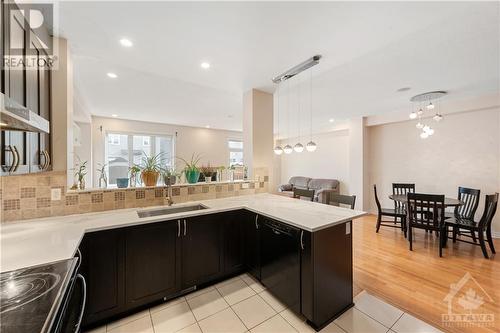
[1,0,52,175]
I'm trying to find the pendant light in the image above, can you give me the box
[294,74,304,153]
[409,91,446,139]
[273,83,283,155]
[283,80,293,154]
[306,67,317,152]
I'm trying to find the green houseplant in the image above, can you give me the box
[139,152,165,186]
[199,164,214,183]
[129,165,141,187]
[177,153,202,184]
[163,167,179,186]
[74,158,87,190]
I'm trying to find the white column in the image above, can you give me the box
[242,89,274,187]
[51,37,74,185]
[348,117,369,210]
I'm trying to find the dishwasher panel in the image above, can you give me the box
[260,219,301,313]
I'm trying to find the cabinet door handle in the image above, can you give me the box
[177,220,181,237]
[2,145,15,172]
[183,219,187,236]
[39,150,47,170]
[74,274,87,333]
[300,230,305,250]
[43,150,50,170]
[11,146,20,172]
[255,215,259,229]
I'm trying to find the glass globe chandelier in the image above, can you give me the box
[409,91,446,139]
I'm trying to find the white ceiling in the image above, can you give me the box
[58,1,500,133]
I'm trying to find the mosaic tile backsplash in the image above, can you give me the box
[0,171,269,222]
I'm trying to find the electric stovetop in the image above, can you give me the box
[0,258,77,333]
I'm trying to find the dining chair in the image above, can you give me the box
[407,193,446,257]
[326,193,356,209]
[445,187,480,242]
[293,188,315,202]
[392,183,415,223]
[446,193,498,259]
[374,185,407,236]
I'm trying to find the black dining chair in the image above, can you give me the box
[293,188,315,202]
[445,187,480,242]
[407,193,446,257]
[392,183,415,228]
[374,185,407,236]
[326,193,356,209]
[446,193,498,259]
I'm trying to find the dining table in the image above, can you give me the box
[388,194,463,207]
[388,194,463,248]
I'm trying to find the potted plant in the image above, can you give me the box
[200,164,214,183]
[177,153,202,184]
[129,165,141,187]
[139,152,165,187]
[74,158,87,190]
[163,167,179,186]
[96,163,108,188]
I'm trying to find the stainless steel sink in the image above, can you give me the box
[137,204,208,218]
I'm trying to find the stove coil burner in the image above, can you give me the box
[0,272,61,314]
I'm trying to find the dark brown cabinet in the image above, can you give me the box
[125,221,180,307]
[244,211,261,280]
[223,210,245,274]
[1,0,51,175]
[80,211,354,331]
[80,229,125,326]
[181,214,223,287]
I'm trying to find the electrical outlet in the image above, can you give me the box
[51,188,61,201]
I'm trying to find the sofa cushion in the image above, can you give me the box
[289,176,311,189]
[279,183,293,191]
[308,178,339,191]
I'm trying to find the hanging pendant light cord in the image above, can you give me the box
[276,83,280,142]
[287,80,291,145]
[297,75,301,143]
[309,68,313,141]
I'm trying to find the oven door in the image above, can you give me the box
[53,273,86,333]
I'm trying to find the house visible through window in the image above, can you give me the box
[105,132,174,185]
[228,139,243,167]
[108,134,121,145]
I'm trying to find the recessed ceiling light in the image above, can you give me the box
[329,118,335,123]
[205,125,210,128]
[107,72,118,78]
[119,38,133,47]
[111,114,118,118]
[397,87,411,92]
[200,62,210,69]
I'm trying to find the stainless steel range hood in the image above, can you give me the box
[0,93,50,133]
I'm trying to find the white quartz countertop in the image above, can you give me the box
[0,193,365,273]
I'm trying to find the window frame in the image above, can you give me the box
[105,131,175,185]
[228,138,243,167]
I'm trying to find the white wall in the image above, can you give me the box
[91,116,242,187]
[367,108,500,233]
[279,129,351,195]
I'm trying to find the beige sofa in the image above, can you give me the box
[279,176,340,203]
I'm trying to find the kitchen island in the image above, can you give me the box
[1,193,365,331]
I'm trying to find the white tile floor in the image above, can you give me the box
[85,274,443,333]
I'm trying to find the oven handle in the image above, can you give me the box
[74,274,87,333]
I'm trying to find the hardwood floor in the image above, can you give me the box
[353,215,499,333]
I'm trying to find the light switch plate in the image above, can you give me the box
[51,188,61,201]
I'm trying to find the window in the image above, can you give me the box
[228,139,243,167]
[105,132,174,185]
[108,134,121,145]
